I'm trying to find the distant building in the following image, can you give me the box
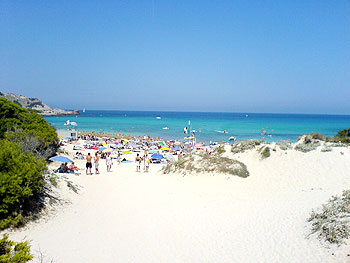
[57,129,77,139]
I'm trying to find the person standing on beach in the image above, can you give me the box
[86,153,93,175]
[143,153,147,171]
[94,152,100,174]
[135,154,141,172]
[144,155,150,173]
[117,151,121,164]
[106,152,113,172]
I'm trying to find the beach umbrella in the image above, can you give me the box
[161,147,170,151]
[151,154,164,160]
[49,156,73,162]
[98,146,107,151]
[157,142,165,146]
[148,150,157,153]
[103,148,112,152]
[172,146,181,151]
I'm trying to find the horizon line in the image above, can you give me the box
[62,109,350,117]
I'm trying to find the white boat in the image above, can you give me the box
[162,127,169,130]
[83,108,86,113]
[156,116,161,119]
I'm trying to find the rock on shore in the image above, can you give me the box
[0,92,80,116]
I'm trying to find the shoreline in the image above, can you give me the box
[46,111,350,144]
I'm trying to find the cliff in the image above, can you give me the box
[0,92,80,116]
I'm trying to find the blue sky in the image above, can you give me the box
[1,1,350,114]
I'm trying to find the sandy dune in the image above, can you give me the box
[5,143,350,262]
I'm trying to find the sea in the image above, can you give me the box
[44,111,350,144]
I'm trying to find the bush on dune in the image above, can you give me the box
[334,129,350,144]
[260,146,271,159]
[231,139,261,154]
[308,190,350,245]
[276,141,292,150]
[162,153,249,178]
[0,140,47,230]
[0,98,59,159]
[0,234,33,263]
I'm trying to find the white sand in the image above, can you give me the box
[4,142,350,262]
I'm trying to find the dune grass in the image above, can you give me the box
[308,190,350,245]
[162,153,249,178]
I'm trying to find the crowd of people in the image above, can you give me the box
[55,132,217,176]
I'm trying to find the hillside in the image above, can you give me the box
[0,92,79,116]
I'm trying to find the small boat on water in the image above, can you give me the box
[156,116,161,119]
[229,136,236,141]
[162,127,169,130]
[83,108,86,113]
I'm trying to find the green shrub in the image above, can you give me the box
[333,129,350,144]
[162,154,249,178]
[260,147,271,159]
[49,176,58,187]
[215,146,225,154]
[276,141,292,150]
[0,98,59,159]
[0,140,47,229]
[321,147,332,152]
[295,142,320,153]
[231,139,260,154]
[0,234,33,262]
[308,190,350,244]
[12,100,21,107]
[310,132,327,141]
[27,101,43,108]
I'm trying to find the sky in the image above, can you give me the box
[1,0,350,114]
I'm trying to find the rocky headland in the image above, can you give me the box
[0,92,79,116]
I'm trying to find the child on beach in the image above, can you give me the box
[106,152,113,172]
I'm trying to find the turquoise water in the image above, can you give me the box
[45,111,350,143]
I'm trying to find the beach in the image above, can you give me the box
[4,138,350,262]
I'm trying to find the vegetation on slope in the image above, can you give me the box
[0,140,47,229]
[162,153,249,178]
[308,190,350,245]
[0,234,33,262]
[0,98,59,159]
[0,98,59,230]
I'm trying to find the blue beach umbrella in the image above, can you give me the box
[172,146,181,151]
[151,154,164,160]
[49,156,73,162]
[98,146,107,151]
